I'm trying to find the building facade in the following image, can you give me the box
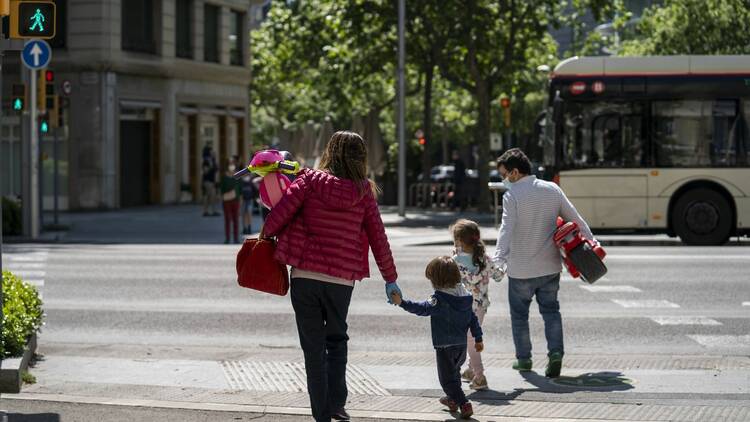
[1,0,260,210]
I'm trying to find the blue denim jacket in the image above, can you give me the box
[399,287,483,348]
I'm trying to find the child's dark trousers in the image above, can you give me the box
[435,344,468,405]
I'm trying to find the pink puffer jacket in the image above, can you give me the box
[264,168,398,283]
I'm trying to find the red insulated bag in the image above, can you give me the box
[236,232,289,296]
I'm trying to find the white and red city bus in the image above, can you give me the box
[542,55,750,245]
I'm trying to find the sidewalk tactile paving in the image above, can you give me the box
[220,360,390,396]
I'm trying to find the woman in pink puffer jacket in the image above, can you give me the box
[264,131,400,422]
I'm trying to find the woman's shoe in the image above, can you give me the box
[459,402,474,419]
[469,374,488,390]
[439,396,458,412]
[331,408,350,421]
[461,368,474,381]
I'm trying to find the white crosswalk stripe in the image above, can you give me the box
[6,262,46,269]
[650,316,721,326]
[688,335,750,348]
[612,299,680,308]
[743,302,750,307]
[580,285,642,293]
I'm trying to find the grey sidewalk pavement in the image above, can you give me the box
[3,349,749,422]
[6,205,263,244]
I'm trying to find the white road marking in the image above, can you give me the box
[612,299,680,308]
[650,316,721,326]
[6,262,46,269]
[608,255,750,260]
[743,302,750,307]
[7,255,48,262]
[688,335,750,348]
[580,285,642,293]
[8,270,46,279]
[24,279,45,287]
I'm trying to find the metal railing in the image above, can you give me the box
[408,182,454,209]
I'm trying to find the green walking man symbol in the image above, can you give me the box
[29,8,45,32]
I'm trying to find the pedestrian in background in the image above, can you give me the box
[219,158,242,244]
[264,131,401,422]
[240,172,257,235]
[493,148,596,378]
[390,256,482,420]
[201,143,220,217]
[450,219,505,391]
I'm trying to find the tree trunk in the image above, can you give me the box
[422,64,434,183]
[475,79,491,212]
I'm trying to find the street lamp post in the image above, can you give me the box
[397,0,406,217]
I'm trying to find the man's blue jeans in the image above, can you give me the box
[508,273,563,360]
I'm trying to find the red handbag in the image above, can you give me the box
[236,230,289,296]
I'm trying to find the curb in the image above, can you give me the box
[0,333,37,394]
[1,393,624,422]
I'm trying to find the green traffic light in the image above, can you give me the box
[41,121,49,133]
[29,8,46,32]
[13,98,23,111]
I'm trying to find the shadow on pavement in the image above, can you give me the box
[468,371,634,407]
[526,370,635,392]
[7,414,61,422]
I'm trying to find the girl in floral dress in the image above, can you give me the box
[451,219,506,390]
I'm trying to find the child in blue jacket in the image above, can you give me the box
[390,256,483,420]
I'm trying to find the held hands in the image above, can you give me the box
[385,282,402,305]
[390,291,403,305]
[475,341,484,353]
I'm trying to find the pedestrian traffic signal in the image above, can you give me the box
[418,137,426,146]
[10,0,56,39]
[45,69,54,82]
[40,118,49,133]
[11,84,26,112]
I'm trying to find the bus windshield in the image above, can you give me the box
[557,99,750,169]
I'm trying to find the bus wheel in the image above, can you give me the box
[672,188,733,246]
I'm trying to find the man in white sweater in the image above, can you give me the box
[493,148,595,378]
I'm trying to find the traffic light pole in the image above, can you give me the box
[21,67,39,239]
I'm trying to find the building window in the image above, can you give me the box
[203,4,220,63]
[229,10,245,66]
[122,0,157,54]
[176,0,193,59]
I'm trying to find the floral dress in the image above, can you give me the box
[453,252,505,312]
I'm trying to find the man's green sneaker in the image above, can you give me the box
[512,359,533,372]
[545,352,563,378]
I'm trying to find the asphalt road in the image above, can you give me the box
[8,239,748,356]
[2,228,750,421]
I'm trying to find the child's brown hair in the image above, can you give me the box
[425,256,461,289]
[450,219,486,272]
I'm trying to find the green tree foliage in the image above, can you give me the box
[621,0,750,55]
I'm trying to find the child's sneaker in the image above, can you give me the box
[469,374,488,390]
[439,396,458,412]
[459,402,474,419]
[461,368,474,381]
[545,352,563,378]
[512,358,533,372]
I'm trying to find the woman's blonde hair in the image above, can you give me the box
[318,130,379,195]
[450,219,487,272]
[425,256,461,290]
